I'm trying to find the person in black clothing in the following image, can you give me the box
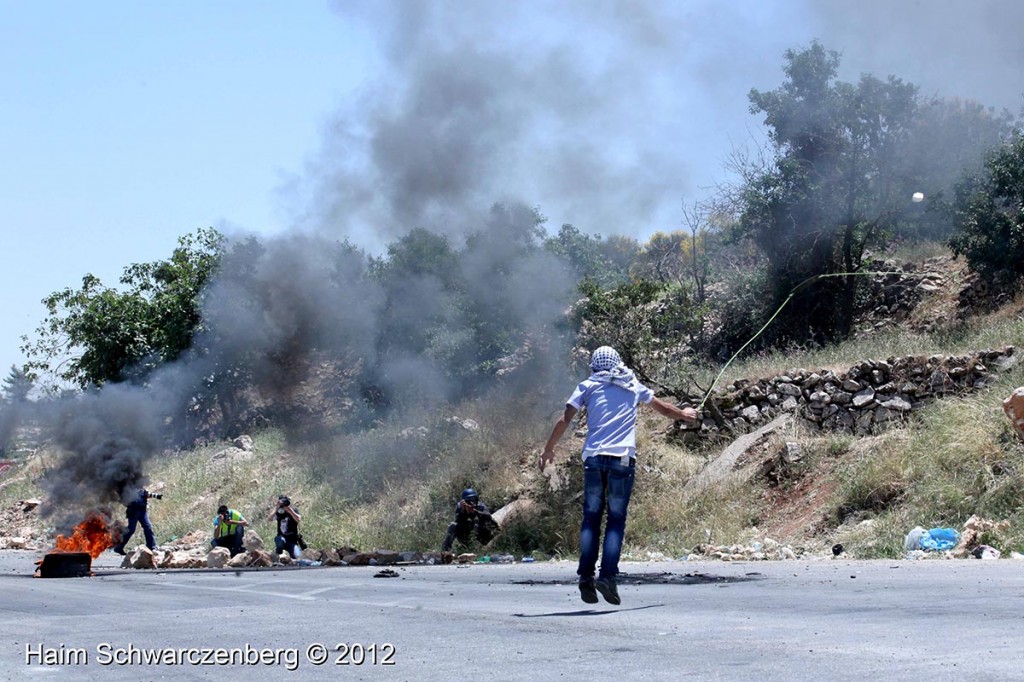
[441,488,498,552]
[113,488,159,555]
[269,495,303,559]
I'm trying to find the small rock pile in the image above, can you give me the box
[0,498,45,550]
[683,538,801,562]
[855,256,950,333]
[957,269,1019,312]
[117,531,456,570]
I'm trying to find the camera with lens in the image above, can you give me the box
[143,490,163,500]
[278,496,290,507]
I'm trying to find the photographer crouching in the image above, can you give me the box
[113,488,161,555]
[269,495,304,559]
[441,488,498,552]
[211,504,249,557]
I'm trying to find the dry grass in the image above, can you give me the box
[883,240,954,263]
[821,361,1024,557]
[693,311,1024,393]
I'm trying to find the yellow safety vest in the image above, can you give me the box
[214,509,244,536]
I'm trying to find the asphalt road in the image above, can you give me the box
[1,549,1022,681]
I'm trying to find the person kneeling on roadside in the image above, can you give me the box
[441,488,498,552]
[211,504,248,557]
[269,495,304,559]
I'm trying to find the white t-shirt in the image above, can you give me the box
[567,378,654,460]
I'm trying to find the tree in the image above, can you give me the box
[22,227,224,389]
[574,277,702,392]
[369,227,466,401]
[543,224,634,287]
[2,365,32,403]
[457,203,556,379]
[948,133,1024,285]
[637,210,713,305]
[736,41,920,343]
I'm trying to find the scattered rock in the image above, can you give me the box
[685,539,800,561]
[1002,387,1024,442]
[161,550,205,569]
[951,515,1009,557]
[128,547,156,569]
[422,552,454,565]
[207,547,231,568]
[299,548,321,562]
[685,415,792,493]
[0,536,28,549]
[249,550,274,567]
[242,530,264,552]
[491,498,537,527]
[172,530,210,548]
[758,442,804,485]
[208,447,253,466]
[444,416,480,432]
[227,552,250,568]
[341,552,367,565]
[972,545,1001,560]
[740,405,762,422]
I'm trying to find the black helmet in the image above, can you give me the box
[461,488,478,503]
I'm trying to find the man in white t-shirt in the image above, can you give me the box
[540,346,698,605]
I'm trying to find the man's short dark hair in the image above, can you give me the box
[217,505,228,515]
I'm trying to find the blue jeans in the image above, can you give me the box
[578,455,635,580]
[117,510,156,552]
[275,534,300,559]
[211,527,244,556]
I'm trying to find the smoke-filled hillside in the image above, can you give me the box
[4,27,1024,542]
[8,204,590,529]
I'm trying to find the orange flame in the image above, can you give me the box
[53,513,116,559]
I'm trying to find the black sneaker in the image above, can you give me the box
[578,578,598,604]
[595,577,620,605]
[112,546,126,556]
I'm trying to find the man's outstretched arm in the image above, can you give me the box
[649,397,699,424]
[540,404,578,472]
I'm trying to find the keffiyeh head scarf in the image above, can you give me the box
[589,346,641,394]
[590,346,621,372]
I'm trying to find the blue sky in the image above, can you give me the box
[1,3,373,377]
[3,1,1022,384]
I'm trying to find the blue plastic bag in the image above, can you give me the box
[919,527,959,551]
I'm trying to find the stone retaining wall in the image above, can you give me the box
[703,346,1016,435]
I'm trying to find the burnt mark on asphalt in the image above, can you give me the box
[514,604,664,617]
[512,571,765,586]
